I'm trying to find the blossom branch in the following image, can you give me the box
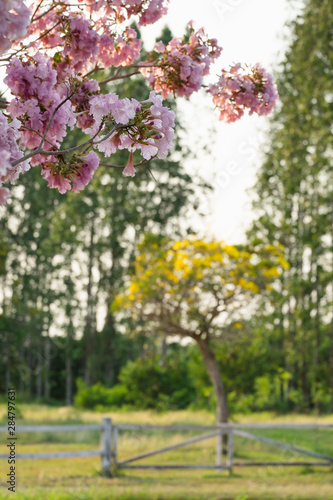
[92,126,118,145]
[31,0,46,22]
[38,91,76,150]
[20,125,58,148]
[100,156,157,169]
[99,71,140,86]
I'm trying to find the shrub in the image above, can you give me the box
[74,355,197,410]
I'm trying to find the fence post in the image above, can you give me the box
[101,417,112,477]
[111,425,118,476]
[216,430,223,470]
[227,429,234,473]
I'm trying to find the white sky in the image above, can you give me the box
[142,0,297,243]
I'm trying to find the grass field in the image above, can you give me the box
[0,405,333,499]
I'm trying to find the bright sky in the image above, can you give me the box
[142,0,296,243]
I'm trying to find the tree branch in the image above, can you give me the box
[99,71,140,86]
[100,156,156,170]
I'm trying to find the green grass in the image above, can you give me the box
[0,405,332,499]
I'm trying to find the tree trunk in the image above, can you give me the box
[66,354,72,406]
[44,334,51,402]
[313,266,321,413]
[197,338,229,465]
[26,335,32,401]
[329,201,333,412]
[160,338,167,367]
[105,311,116,385]
[330,319,333,413]
[66,318,74,406]
[84,217,96,386]
[5,354,10,391]
[19,345,24,395]
[197,338,229,423]
[36,340,42,400]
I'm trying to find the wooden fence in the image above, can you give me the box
[0,421,332,476]
[0,420,111,476]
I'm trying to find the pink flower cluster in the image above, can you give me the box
[4,53,75,164]
[26,6,142,77]
[58,16,140,75]
[133,0,169,26]
[97,27,141,70]
[26,5,62,49]
[41,151,100,194]
[87,93,139,132]
[71,78,100,131]
[62,15,99,74]
[87,91,174,176]
[0,0,30,55]
[140,23,222,98]
[104,0,169,26]
[207,63,278,123]
[0,111,30,204]
[0,150,11,205]
[49,20,140,77]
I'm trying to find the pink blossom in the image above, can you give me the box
[5,54,76,163]
[26,7,62,49]
[62,15,99,74]
[97,132,121,157]
[155,41,165,53]
[41,166,71,194]
[98,28,141,68]
[71,78,100,130]
[109,97,138,124]
[0,0,30,55]
[71,151,100,192]
[0,150,13,203]
[94,91,174,169]
[123,152,136,177]
[0,149,12,179]
[138,0,169,26]
[41,151,100,193]
[110,0,169,26]
[77,0,106,14]
[71,78,100,131]
[140,24,222,98]
[139,141,157,160]
[97,34,116,68]
[0,112,30,183]
[89,93,119,125]
[146,92,174,159]
[0,186,10,205]
[207,63,278,123]
[87,93,138,137]
[4,53,57,101]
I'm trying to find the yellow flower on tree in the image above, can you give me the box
[113,235,287,427]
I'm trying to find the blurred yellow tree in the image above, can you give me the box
[113,236,288,425]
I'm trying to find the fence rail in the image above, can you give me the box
[0,424,102,432]
[1,420,332,476]
[116,423,333,430]
[0,418,113,476]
